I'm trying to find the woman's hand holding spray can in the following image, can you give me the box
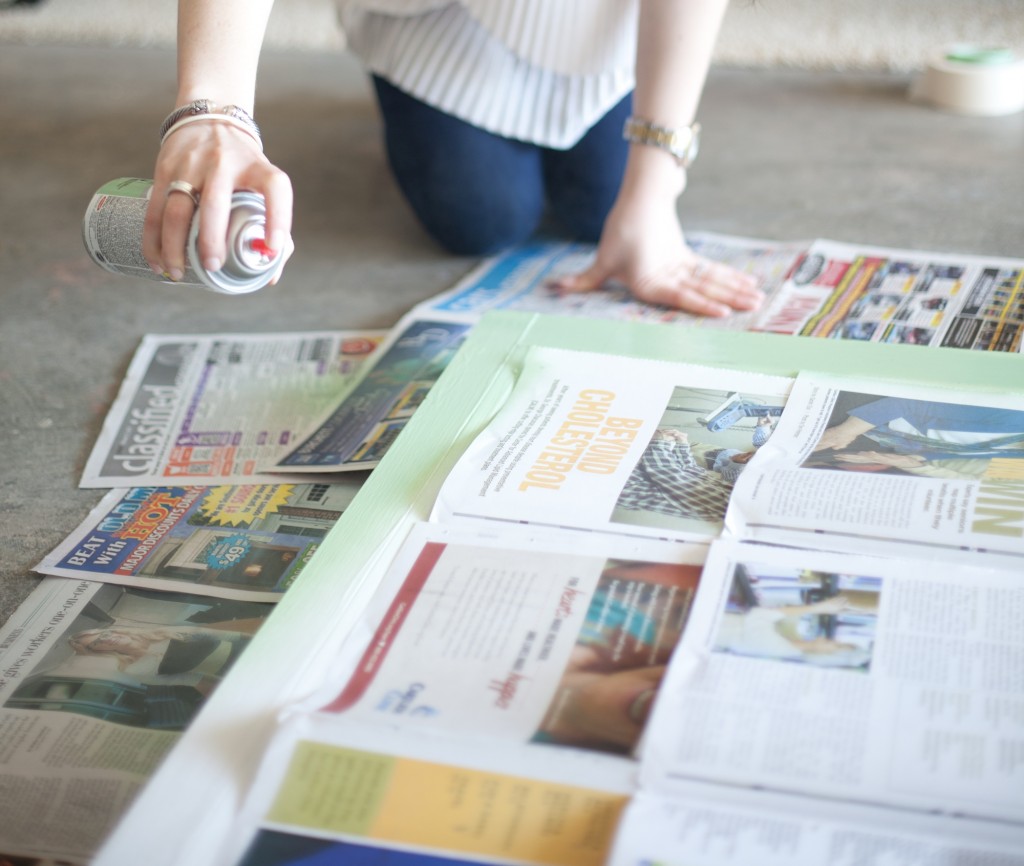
[83,177,291,294]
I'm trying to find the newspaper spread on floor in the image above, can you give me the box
[80,331,384,487]
[0,578,274,863]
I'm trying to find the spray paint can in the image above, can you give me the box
[83,177,285,295]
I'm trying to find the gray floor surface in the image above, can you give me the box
[1,43,1022,628]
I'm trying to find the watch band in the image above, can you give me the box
[622,117,701,168]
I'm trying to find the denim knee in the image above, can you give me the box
[372,77,546,256]
[400,173,545,256]
[542,92,632,243]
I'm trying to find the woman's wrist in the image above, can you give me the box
[159,101,263,150]
[619,146,688,205]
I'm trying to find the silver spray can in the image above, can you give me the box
[83,177,285,295]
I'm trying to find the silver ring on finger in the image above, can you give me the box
[690,260,709,281]
[166,179,201,207]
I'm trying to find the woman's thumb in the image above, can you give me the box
[550,259,611,295]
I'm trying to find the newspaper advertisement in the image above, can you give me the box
[609,787,1024,866]
[220,713,636,866]
[80,331,384,488]
[303,522,709,757]
[417,233,806,331]
[754,239,1024,352]
[726,372,1024,563]
[640,539,1024,824]
[270,315,472,472]
[0,578,273,862]
[419,235,1024,353]
[35,480,363,602]
[432,346,793,541]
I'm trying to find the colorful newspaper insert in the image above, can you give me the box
[259,741,625,866]
[432,346,793,541]
[36,480,363,602]
[226,716,635,866]
[753,239,1024,352]
[726,372,1024,563]
[81,331,383,487]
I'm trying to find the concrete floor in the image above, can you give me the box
[1,43,1022,627]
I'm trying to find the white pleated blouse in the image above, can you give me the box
[336,0,639,149]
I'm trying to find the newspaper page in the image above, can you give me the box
[258,238,1021,474]
[80,331,384,487]
[639,539,1024,825]
[297,522,709,757]
[726,373,1024,564]
[270,314,473,472]
[35,480,363,602]
[432,346,793,541]
[610,786,1024,866]
[219,713,637,866]
[754,238,1024,352]
[418,235,1024,353]
[416,233,807,331]
[0,578,273,863]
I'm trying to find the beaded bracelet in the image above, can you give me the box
[158,99,262,148]
[160,113,264,151]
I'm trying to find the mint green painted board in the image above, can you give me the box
[277,310,1022,635]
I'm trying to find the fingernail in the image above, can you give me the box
[268,230,288,252]
[168,267,184,282]
[148,261,162,275]
[203,257,222,273]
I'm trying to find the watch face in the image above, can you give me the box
[623,119,701,167]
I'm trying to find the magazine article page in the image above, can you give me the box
[638,539,1024,824]
[35,480,363,602]
[609,787,1024,866]
[432,346,793,541]
[727,373,1024,563]
[417,233,806,332]
[0,578,273,862]
[80,331,383,487]
[297,522,709,759]
[270,314,473,473]
[222,714,637,866]
[753,239,1024,352]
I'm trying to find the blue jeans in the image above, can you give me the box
[371,76,632,255]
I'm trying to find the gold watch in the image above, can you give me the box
[622,117,701,168]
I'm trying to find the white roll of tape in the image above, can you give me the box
[910,46,1024,116]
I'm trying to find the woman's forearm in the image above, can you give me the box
[633,0,731,128]
[175,0,277,112]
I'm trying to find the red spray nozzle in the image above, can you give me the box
[248,238,278,258]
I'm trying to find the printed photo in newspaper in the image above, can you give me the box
[726,373,1024,564]
[432,346,792,541]
[641,539,1024,824]
[298,522,710,758]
